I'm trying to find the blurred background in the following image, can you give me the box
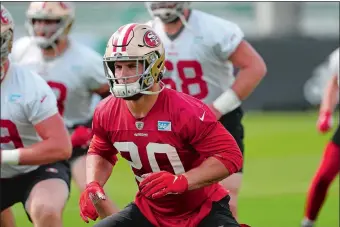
[3,2,340,227]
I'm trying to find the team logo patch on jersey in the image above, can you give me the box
[8,94,22,103]
[135,121,144,130]
[143,30,160,48]
[157,121,171,131]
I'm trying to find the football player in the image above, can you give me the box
[1,5,72,227]
[145,2,267,219]
[301,47,339,227]
[78,23,250,227]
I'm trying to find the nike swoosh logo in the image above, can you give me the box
[199,111,205,121]
[40,95,47,103]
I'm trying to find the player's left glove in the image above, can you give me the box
[79,181,106,223]
[71,126,93,148]
[139,171,188,199]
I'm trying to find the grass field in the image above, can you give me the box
[11,112,339,227]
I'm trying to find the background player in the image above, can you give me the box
[145,2,267,219]
[1,5,72,227]
[301,47,339,227]
[10,0,118,212]
[79,23,247,227]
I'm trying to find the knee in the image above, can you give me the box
[30,203,62,223]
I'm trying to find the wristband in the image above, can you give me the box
[213,89,241,115]
[1,149,20,164]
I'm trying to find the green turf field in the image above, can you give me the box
[11,112,339,227]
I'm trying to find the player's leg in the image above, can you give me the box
[70,147,120,214]
[218,107,245,220]
[302,126,340,227]
[93,203,153,227]
[0,208,16,227]
[198,195,240,227]
[1,174,31,227]
[23,162,71,227]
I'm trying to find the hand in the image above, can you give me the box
[139,171,188,199]
[79,181,106,223]
[317,111,333,133]
[71,126,93,148]
[208,104,222,120]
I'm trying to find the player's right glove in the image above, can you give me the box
[317,110,333,133]
[79,181,106,223]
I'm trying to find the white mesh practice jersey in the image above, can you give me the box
[328,47,339,85]
[150,9,244,104]
[1,63,58,178]
[11,37,107,128]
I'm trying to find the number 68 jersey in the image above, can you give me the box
[1,63,58,178]
[149,9,244,104]
[88,88,242,226]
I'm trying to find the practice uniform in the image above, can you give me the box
[0,63,70,218]
[11,37,108,162]
[89,88,242,227]
[149,10,245,170]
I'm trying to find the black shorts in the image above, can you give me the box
[69,146,88,164]
[93,195,239,227]
[219,107,245,172]
[0,161,71,221]
[331,124,340,146]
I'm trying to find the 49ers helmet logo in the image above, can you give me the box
[1,9,11,25]
[143,30,160,48]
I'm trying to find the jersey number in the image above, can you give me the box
[0,120,24,149]
[47,81,67,116]
[114,142,185,182]
[163,60,208,100]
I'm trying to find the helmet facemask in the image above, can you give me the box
[26,16,73,50]
[103,51,165,100]
[0,29,13,81]
[146,2,190,24]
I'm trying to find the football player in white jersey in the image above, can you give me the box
[6,1,119,224]
[301,47,339,227]
[0,5,72,227]
[145,2,267,220]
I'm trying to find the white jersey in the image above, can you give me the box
[1,63,58,178]
[328,47,339,85]
[150,10,244,104]
[11,37,107,128]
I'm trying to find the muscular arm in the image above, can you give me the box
[184,115,243,191]
[2,113,71,165]
[319,74,339,113]
[86,153,113,186]
[183,156,231,190]
[230,40,267,100]
[92,84,110,99]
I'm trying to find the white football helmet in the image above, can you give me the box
[1,4,14,80]
[25,2,75,49]
[103,23,165,98]
[145,2,190,23]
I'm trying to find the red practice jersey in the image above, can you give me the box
[89,88,242,227]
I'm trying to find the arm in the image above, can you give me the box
[184,120,243,190]
[229,40,267,100]
[211,21,267,116]
[80,108,119,219]
[7,113,71,165]
[212,40,267,116]
[319,74,339,113]
[1,75,72,165]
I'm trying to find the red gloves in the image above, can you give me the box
[71,126,93,148]
[79,181,106,223]
[139,171,188,199]
[317,111,333,133]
